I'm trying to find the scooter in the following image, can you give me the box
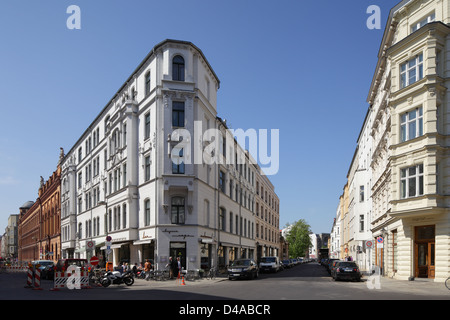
[100,270,134,287]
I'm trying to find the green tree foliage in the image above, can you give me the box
[285,219,312,258]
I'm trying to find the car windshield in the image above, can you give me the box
[338,262,357,268]
[282,260,289,263]
[261,257,276,263]
[39,262,54,266]
[231,260,250,267]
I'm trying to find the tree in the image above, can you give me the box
[284,219,312,258]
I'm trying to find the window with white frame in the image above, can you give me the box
[400,54,423,89]
[400,107,423,142]
[400,164,424,199]
[411,13,435,33]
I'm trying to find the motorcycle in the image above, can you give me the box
[100,270,134,287]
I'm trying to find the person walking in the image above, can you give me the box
[168,257,174,279]
[144,259,152,281]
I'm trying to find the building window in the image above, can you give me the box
[400,54,423,89]
[145,112,150,139]
[172,147,185,174]
[122,204,127,229]
[359,214,364,232]
[401,164,424,199]
[171,197,185,224]
[145,156,151,181]
[219,207,226,231]
[172,55,185,81]
[359,186,364,202]
[144,199,150,226]
[401,107,423,142]
[411,13,435,33]
[172,101,185,127]
[219,170,226,193]
[145,71,151,96]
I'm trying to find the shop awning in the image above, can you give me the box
[133,239,154,245]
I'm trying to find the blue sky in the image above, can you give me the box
[0,0,399,235]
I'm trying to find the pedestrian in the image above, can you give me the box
[168,257,174,279]
[176,257,182,277]
[132,263,137,276]
[144,259,152,280]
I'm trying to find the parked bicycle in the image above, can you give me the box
[445,276,450,290]
[206,267,216,280]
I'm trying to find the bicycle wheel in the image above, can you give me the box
[445,277,450,290]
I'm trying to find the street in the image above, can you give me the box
[1,263,449,302]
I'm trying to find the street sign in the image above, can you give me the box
[90,256,99,266]
[86,240,95,251]
[377,237,384,248]
[106,236,112,242]
[365,240,373,249]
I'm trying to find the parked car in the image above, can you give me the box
[55,258,89,272]
[282,259,293,269]
[292,259,298,265]
[326,259,339,274]
[259,256,282,273]
[228,259,259,280]
[332,261,361,281]
[31,260,55,280]
[329,260,341,277]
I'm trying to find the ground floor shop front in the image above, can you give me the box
[65,226,257,273]
[372,211,450,283]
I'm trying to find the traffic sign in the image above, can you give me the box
[365,240,373,249]
[377,237,383,244]
[90,256,99,266]
[86,240,95,250]
[106,236,112,242]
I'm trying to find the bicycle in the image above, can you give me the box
[206,267,216,280]
[445,276,450,290]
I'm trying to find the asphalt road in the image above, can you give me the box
[1,262,449,302]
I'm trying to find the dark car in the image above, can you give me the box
[32,260,55,280]
[55,258,89,272]
[228,259,259,280]
[332,261,361,281]
[329,260,341,277]
[282,259,293,269]
[326,259,339,274]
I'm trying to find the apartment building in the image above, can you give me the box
[18,161,61,263]
[335,0,450,282]
[255,171,280,260]
[60,39,280,271]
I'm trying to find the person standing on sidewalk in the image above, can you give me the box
[144,259,152,281]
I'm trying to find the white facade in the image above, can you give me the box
[60,40,275,271]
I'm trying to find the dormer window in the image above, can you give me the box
[172,55,185,81]
[411,13,435,33]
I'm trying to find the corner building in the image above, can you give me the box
[61,40,278,271]
[368,0,450,282]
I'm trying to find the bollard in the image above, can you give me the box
[24,266,34,288]
[33,268,43,290]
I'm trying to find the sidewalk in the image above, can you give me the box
[364,275,450,296]
[133,274,228,288]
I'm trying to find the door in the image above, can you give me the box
[414,226,435,279]
[170,242,186,271]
